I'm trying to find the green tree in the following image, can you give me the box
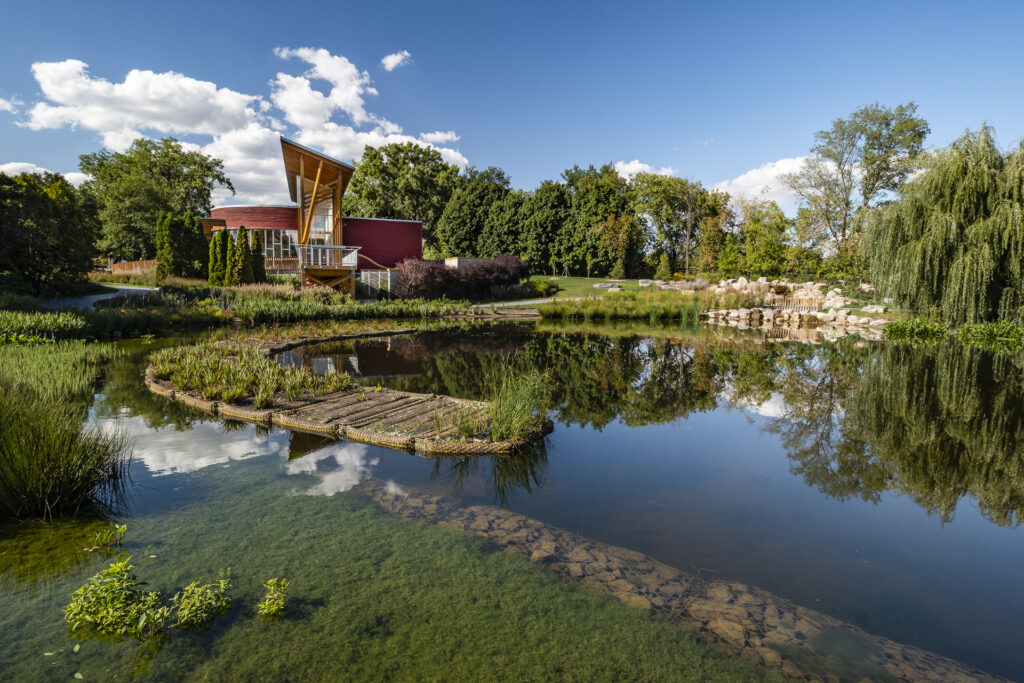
[346,143,461,245]
[865,126,1024,324]
[237,226,254,284]
[79,138,233,260]
[436,167,510,257]
[783,102,929,256]
[208,230,225,285]
[694,212,731,275]
[156,212,207,279]
[654,252,672,280]
[738,199,791,277]
[224,232,240,286]
[520,181,570,273]
[558,164,635,277]
[251,232,267,283]
[717,234,744,277]
[632,174,726,275]
[478,190,526,257]
[0,172,98,296]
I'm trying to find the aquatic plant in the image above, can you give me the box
[489,367,549,442]
[65,556,171,639]
[86,524,127,552]
[0,341,120,400]
[171,571,232,631]
[257,577,289,618]
[955,320,1024,352]
[150,341,350,406]
[232,295,470,325]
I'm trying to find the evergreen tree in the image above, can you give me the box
[155,212,209,279]
[208,230,224,285]
[225,231,240,286]
[865,126,1024,324]
[251,231,267,283]
[218,227,230,283]
[237,226,254,284]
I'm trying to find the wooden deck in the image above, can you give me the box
[145,368,551,455]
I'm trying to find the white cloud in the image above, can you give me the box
[381,50,411,72]
[282,442,379,496]
[0,97,21,114]
[713,156,807,212]
[0,161,88,186]
[419,130,459,145]
[15,49,468,204]
[614,159,678,180]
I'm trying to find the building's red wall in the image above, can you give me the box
[210,206,297,230]
[343,217,422,268]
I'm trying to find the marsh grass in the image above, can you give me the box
[150,342,349,406]
[489,367,549,442]
[0,381,131,520]
[233,295,470,325]
[537,289,761,322]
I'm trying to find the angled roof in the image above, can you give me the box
[280,137,355,203]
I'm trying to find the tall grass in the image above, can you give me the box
[232,296,470,325]
[149,342,349,406]
[0,382,130,520]
[537,288,763,322]
[0,342,131,520]
[489,367,549,442]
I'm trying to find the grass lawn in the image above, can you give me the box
[529,275,647,299]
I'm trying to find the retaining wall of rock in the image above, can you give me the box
[360,480,1002,682]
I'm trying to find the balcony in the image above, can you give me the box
[296,244,360,271]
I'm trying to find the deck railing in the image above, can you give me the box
[296,245,360,270]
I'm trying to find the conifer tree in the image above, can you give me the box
[225,231,240,286]
[251,231,267,283]
[237,225,254,284]
[208,230,224,285]
[218,227,230,282]
[155,212,173,279]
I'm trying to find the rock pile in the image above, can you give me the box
[360,479,1002,682]
[705,307,889,340]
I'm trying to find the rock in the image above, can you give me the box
[615,592,652,610]
[858,282,876,293]
[869,318,888,327]
[707,617,747,645]
[861,304,887,313]
[607,287,622,293]
[737,276,748,285]
[638,279,653,287]
[757,276,768,284]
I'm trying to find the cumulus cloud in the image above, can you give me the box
[614,159,678,180]
[283,442,379,496]
[0,161,88,186]
[713,156,807,211]
[381,50,411,72]
[14,49,468,204]
[0,97,21,113]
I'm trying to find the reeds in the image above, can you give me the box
[0,380,130,520]
[489,367,549,442]
[149,342,349,406]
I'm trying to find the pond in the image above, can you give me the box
[2,322,1022,680]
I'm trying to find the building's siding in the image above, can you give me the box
[210,206,297,231]
[343,218,422,268]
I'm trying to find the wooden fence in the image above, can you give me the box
[110,259,156,275]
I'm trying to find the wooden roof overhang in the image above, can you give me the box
[280,137,355,245]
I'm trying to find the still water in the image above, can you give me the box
[1,323,1022,680]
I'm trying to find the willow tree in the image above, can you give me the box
[865,127,1024,324]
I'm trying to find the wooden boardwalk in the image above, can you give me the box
[145,368,550,455]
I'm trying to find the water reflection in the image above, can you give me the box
[293,326,1024,528]
[286,443,379,496]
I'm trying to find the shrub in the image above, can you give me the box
[393,255,530,300]
[883,319,947,344]
[171,571,232,631]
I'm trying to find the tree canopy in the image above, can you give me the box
[865,126,1024,324]
[435,167,510,257]
[79,138,233,260]
[784,102,929,257]
[0,172,98,296]
[345,143,461,245]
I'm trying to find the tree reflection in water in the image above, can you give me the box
[321,326,1024,528]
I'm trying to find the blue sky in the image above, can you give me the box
[2,0,1023,209]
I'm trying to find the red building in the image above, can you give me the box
[206,138,422,292]
[209,206,422,272]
